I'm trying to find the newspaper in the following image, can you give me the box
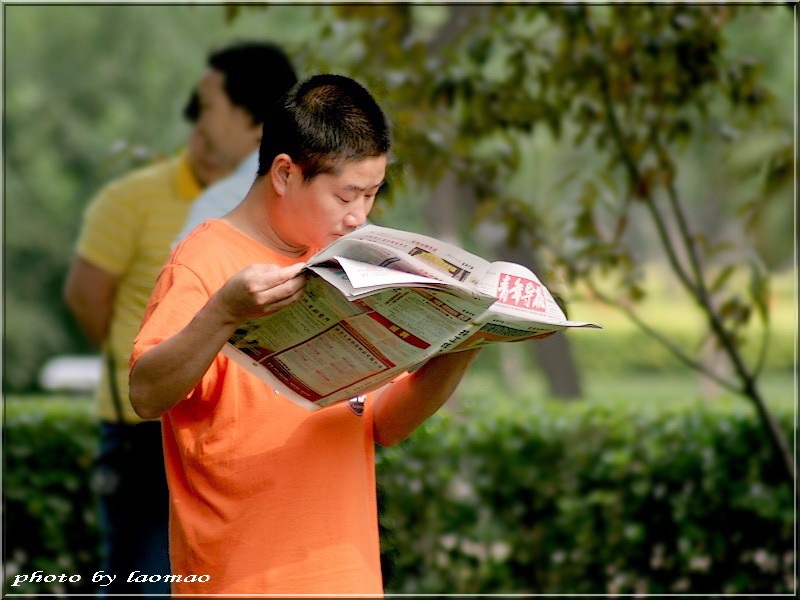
[222,225,601,411]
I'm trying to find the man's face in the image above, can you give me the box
[271,155,387,250]
[188,69,261,186]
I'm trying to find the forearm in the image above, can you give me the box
[130,262,307,419]
[129,296,238,419]
[373,348,482,446]
[63,257,118,347]
[66,297,112,346]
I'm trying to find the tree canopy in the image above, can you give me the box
[4,5,793,420]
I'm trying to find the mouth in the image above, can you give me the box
[199,158,224,171]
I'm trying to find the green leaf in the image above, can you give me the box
[710,265,735,294]
[748,260,770,324]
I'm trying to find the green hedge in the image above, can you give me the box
[3,395,794,595]
[4,398,100,595]
[377,397,794,594]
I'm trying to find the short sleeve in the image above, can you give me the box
[76,183,142,276]
[131,263,211,368]
[362,370,411,433]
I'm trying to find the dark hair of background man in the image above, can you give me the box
[183,41,297,125]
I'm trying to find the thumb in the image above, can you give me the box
[282,262,307,279]
[265,262,306,287]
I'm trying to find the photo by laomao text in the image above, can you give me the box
[10,570,210,587]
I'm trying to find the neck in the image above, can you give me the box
[225,178,309,258]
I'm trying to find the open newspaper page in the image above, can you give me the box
[313,224,493,287]
[313,226,601,352]
[222,225,600,410]
[222,271,497,411]
[443,261,602,353]
[309,256,453,299]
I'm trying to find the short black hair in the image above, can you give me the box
[183,89,200,123]
[182,42,296,125]
[258,74,391,180]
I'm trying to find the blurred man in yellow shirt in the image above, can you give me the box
[64,42,296,594]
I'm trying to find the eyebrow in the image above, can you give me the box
[343,180,386,192]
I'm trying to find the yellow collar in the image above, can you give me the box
[176,149,203,201]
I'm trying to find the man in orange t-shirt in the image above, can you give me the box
[130,75,482,595]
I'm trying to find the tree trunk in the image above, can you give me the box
[424,4,583,401]
[426,175,584,400]
[424,172,462,246]
[489,235,584,399]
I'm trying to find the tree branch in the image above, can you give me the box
[577,8,701,303]
[661,176,764,394]
[585,281,741,395]
[578,5,794,486]
[752,314,771,379]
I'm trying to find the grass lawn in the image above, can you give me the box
[456,363,795,418]
[6,369,794,418]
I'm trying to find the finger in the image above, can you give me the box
[259,286,307,315]
[286,262,307,276]
[242,263,280,279]
[251,263,281,272]
[236,264,279,296]
[270,262,306,281]
[252,262,307,291]
[254,273,307,308]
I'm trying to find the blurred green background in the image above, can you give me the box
[3,3,795,595]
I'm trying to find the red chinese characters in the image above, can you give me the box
[496,274,546,312]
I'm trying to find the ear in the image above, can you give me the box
[269,154,294,196]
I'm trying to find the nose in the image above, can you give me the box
[343,200,369,229]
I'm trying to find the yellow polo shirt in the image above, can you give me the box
[77,152,202,423]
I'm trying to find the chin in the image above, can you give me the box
[321,234,342,247]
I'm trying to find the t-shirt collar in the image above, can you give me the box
[176,149,203,201]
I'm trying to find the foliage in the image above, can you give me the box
[2,3,324,391]
[378,394,794,594]
[3,5,792,398]
[4,5,199,390]
[3,6,793,595]
[299,3,795,483]
[4,395,793,595]
[3,398,101,595]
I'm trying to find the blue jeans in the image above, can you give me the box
[94,421,170,596]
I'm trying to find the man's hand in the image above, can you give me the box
[130,261,307,419]
[211,262,308,325]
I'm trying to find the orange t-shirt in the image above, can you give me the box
[131,220,384,596]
